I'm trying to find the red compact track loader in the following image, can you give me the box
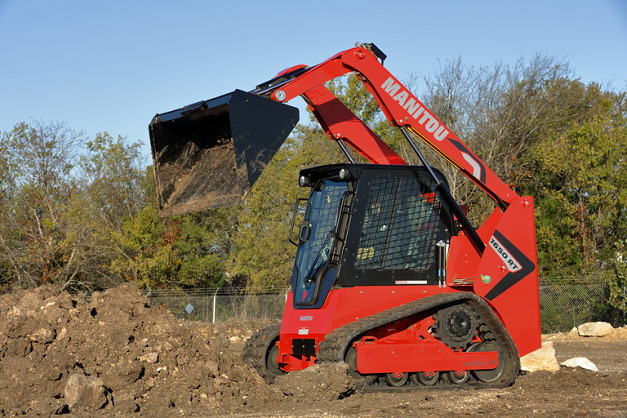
[149,43,541,388]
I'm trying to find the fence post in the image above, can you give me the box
[212,287,221,323]
[623,284,626,327]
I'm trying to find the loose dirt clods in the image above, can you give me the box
[0,282,625,416]
[0,283,282,415]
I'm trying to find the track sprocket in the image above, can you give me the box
[432,303,479,351]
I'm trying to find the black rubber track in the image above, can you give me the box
[242,322,282,383]
[316,292,520,390]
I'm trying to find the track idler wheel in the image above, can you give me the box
[470,341,506,383]
[266,343,284,381]
[242,323,285,383]
[345,345,377,387]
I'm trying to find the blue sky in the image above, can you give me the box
[1,0,625,163]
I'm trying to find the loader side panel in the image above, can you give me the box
[473,197,541,356]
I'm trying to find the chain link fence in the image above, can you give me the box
[147,287,289,323]
[147,279,626,333]
[539,278,625,333]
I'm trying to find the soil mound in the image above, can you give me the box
[0,283,288,415]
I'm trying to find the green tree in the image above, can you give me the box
[528,82,626,282]
[73,133,149,290]
[0,123,158,292]
[421,59,626,311]
[0,121,86,290]
[80,133,147,228]
[109,205,175,287]
[610,238,627,313]
[110,204,232,289]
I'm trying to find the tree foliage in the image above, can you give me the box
[527,82,626,284]
[0,122,231,292]
[110,205,234,289]
[417,55,576,222]
[0,121,85,290]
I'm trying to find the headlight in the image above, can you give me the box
[299,175,311,187]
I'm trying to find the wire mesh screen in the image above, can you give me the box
[355,176,441,270]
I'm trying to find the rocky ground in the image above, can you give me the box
[0,282,625,416]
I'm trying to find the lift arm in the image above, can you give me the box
[256,44,517,208]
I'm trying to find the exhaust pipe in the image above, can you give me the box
[149,90,299,216]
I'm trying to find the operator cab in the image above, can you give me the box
[290,164,456,308]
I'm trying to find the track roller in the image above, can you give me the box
[411,371,440,386]
[448,370,470,384]
[385,372,409,387]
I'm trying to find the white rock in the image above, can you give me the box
[520,341,560,372]
[560,357,598,371]
[577,322,614,337]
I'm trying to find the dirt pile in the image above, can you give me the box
[0,283,293,415]
[275,362,355,401]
